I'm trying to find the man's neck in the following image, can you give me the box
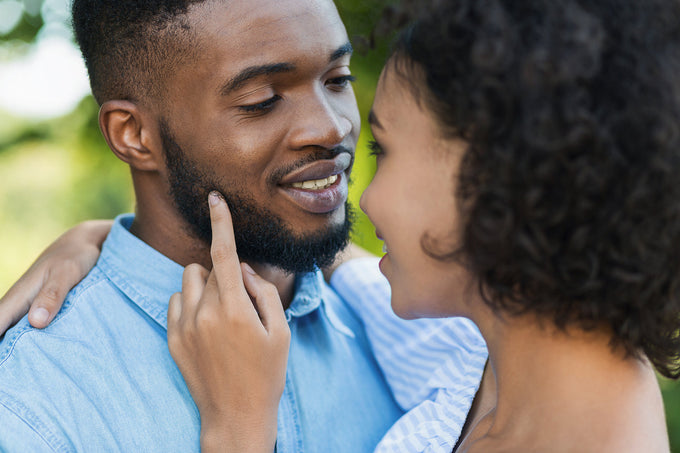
[130,205,296,309]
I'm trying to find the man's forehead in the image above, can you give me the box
[182,0,349,87]
[191,0,345,42]
[159,0,352,119]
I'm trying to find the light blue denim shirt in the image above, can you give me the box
[0,214,403,453]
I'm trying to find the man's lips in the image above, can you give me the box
[276,154,351,214]
[278,174,348,214]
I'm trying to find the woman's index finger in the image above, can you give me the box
[208,191,244,289]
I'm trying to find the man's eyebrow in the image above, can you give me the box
[219,43,352,96]
[330,42,353,63]
[368,109,383,129]
[219,63,296,96]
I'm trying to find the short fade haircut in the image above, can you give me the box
[392,0,680,378]
[72,0,207,105]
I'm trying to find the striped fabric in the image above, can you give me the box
[331,258,488,453]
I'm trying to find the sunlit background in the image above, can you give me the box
[0,0,678,449]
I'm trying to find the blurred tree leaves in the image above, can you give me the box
[2,11,43,42]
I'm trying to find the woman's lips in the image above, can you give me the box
[375,232,388,273]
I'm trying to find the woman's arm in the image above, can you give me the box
[0,217,365,335]
[167,192,289,453]
[0,220,111,334]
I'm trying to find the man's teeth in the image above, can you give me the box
[383,243,388,253]
[291,174,338,190]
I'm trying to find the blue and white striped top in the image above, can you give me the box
[331,258,488,453]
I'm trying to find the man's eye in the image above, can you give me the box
[239,95,282,113]
[327,75,356,88]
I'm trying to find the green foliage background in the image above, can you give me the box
[0,1,677,450]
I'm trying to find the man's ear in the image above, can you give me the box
[99,100,163,171]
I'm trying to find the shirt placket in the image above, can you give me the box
[274,320,303,453]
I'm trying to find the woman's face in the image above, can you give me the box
[360,63,477,319]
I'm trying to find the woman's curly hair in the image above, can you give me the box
[390,0,680,378]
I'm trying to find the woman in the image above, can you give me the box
[2,0,679,451]
[358,1,679,450]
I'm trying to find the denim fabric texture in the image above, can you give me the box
[0,215,402,453]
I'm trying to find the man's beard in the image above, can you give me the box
[160,120,353,274]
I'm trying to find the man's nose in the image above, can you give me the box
[287,91,353,150]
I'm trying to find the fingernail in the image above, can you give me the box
[208,191,222,206]
[242,263,256,275]
[31,307,50,326]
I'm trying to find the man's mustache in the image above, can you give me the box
[267,146,354,186]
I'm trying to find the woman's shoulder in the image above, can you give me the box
[464,357,669,453]
[544,359,668,452]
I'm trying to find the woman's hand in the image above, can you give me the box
[0,220,112,334]
[167,192,290,453]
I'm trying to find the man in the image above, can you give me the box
[0,0,405,451]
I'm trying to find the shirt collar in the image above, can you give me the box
[97,214,184,329]
[97,214,336,330]
[286,271,323,319]
[288,271,355,337]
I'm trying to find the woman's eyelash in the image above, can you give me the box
[368,140,383,156]
[239,95,282,113]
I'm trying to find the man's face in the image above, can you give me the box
[157,0,360,272]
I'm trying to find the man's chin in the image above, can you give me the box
[237,205,354,274]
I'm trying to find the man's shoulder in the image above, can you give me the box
[0,263,199,452]
[0,266,122,379]
[0,267,113,450]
